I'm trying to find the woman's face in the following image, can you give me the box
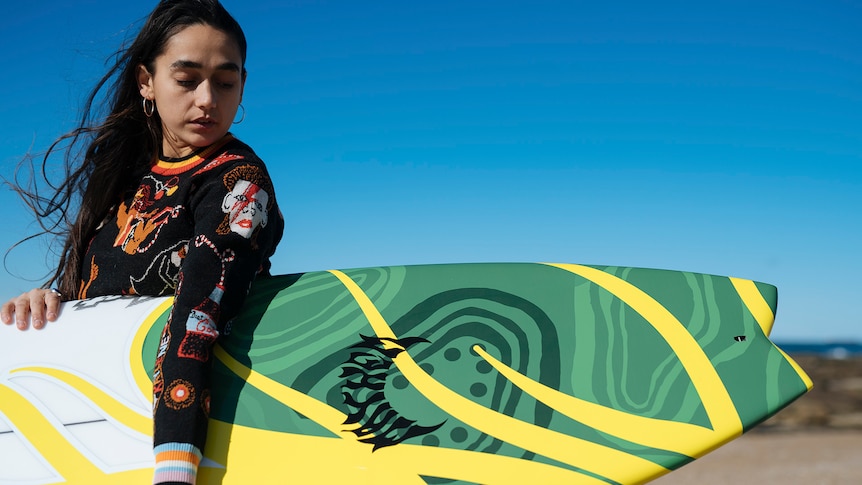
[138,24,245,158]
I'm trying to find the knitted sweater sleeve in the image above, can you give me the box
[151,153,282,484]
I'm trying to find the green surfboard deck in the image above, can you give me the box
[139,263,809,483]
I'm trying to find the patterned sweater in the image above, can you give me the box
[79,133,283,484]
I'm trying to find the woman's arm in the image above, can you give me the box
[151,155,282,484]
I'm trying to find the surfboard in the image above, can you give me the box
[0,262,812,484]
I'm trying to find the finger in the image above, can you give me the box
[1,300,13,325]
[14,295,32,331]
[29,291,49,330]
[46,289,62,322]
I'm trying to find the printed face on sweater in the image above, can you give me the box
[137,24,245,158]
[222,179,269,238]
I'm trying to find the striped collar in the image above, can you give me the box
[151,134,235,176]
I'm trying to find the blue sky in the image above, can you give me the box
[1,0,859,341]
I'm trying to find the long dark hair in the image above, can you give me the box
[5,0,247,298]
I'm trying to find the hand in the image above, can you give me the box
[1,288,63,331]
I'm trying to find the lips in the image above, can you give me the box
[237,220,252,229]
[191,117,218,128]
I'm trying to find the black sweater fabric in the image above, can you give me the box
[79,133,283,471]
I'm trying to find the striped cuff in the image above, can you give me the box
[153,442,202,485]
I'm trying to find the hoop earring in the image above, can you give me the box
[233,103,245,125]
[142,98,155,118]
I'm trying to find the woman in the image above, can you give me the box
[1,1,284,484]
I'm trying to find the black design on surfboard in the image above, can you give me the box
[341,335,445,450]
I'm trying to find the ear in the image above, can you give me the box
[137,64,155,99]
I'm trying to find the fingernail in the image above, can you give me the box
[47,312,57,320]
[17,321,27,330]
[33,319,44,329]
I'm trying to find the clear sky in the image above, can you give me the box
[1,0,859,342]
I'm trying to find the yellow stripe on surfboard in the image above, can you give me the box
[0,382,103,480]
[329,269,671,484]
[209,349,613,484]
[729,277,813,391]
[202,419,613,484]
[9,366,150,437]
[729,277,775,336]
[470,345,716,453]
[0,382,152,484]
[544,263,744,445]
[130,297,175,401]
[213,345,359,439]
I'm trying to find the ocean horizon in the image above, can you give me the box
[775,341,862,359]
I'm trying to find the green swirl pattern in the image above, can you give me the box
[140,263,810,484]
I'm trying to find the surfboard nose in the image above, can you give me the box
[726,277,813,391]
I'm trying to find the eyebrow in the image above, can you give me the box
[170,59,241,72]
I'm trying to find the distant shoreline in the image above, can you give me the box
[659,350,862,484]
[775,341,862,359]
[654,429,862,484]
[759,353,862,431]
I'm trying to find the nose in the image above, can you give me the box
[195,80,217,110]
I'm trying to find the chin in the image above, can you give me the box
[189,133,227,148]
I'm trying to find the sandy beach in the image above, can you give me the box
[654,430,862,484]
[656,354,862,484]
